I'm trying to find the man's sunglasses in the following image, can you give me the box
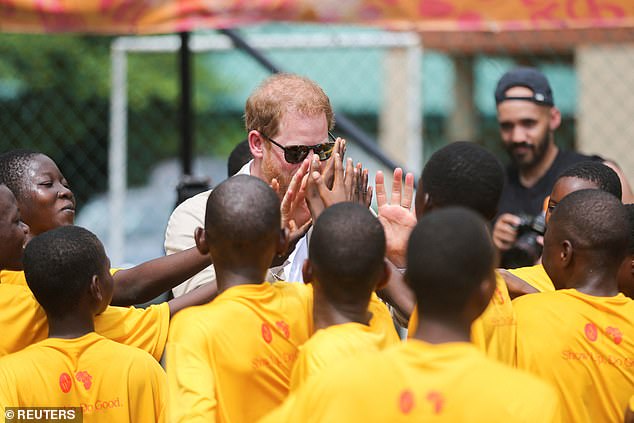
[260,131,337,164]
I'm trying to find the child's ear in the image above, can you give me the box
[302,259,313,284]
[277,228,289,257]
[89,274,103,305]
[375,259,391,291]
[194,227,209,255]
[560,240,573,267]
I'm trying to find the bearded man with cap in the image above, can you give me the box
[492,67,606,259]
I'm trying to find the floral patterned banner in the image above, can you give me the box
[1,0,633,34]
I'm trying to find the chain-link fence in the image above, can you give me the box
[2,24,632,265]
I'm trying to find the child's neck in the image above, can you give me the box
[47,312,95,339]
[567,266,620,297]
[312,291,372,331]
[214,266,269,294]
[413,316,472,345]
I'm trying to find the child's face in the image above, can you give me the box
[0,185,29,270]
[19,154,75,237]
[546,177,599,224]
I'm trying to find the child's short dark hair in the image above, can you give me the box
[309,203,385,304]
[626,204,634,255]
[23,226,106,319]
[227,139,252,178]
[549,190,629,261]
[0,150,40,200]
[421,142,504,220]
[406,207,496,318]
[559,161,622,200]
[205,175,280,247]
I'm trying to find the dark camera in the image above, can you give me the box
[501,214,546,269]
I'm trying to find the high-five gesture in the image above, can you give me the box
[375,168,416,268]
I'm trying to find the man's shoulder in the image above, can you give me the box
[169,189,213,218]
[555,149,602,169]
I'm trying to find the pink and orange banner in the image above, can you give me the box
[1,0,634,34]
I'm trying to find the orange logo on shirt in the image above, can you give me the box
[426,391,444,414]
[275,320,290,339]
[59,372,72,393]
[584,323,598,342]
[493,288,505,305]
[606,326,623,345]
[398,389,414,414]
[261,323,273,344]
[76,370,93,390]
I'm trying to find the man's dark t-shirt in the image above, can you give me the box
[496,149,602,219]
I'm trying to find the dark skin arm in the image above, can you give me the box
[497,269,539,299]
[376,259,415,325]
[625,403,634,423]
[167,280,218,316]
[110,246,211,306]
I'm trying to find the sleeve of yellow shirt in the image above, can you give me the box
[166,311,217,423]
[94,302,170,361]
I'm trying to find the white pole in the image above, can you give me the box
[108,42,127,266]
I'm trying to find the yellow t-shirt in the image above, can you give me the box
[408,273,516,365]
[261,340,561,422]
[507,264,555,292]
[514,289,634,423]
[166,282,314,423]
[367,292,401,344]
[0,270,170,360]
[0,332,166,422]
[290,321,397,392]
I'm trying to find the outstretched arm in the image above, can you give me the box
[111,246,211,306]
[167,281,218,316]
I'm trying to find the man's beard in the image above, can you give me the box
[507,131,551,170]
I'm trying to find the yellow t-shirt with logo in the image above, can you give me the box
[166,282,314,423]
[290,321,398,392]
[261,340,561,423]
[408,273,516,365]
[514,289,634,423]
[0,270,169,360]
[0,332,166,422]
[507,264,555,292]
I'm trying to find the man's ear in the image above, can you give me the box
[194,227,210,255]
[248,130,265,159]
[302,259,313,284]
[277,227,289,257]
[549,106,562,131]
[376,259,391,291]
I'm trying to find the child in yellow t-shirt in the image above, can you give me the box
[289,202,396,391]
[0,150,217,359]
[166,175,316,423]
[514,190,634,423]
[376,142,516,364]
[261,207,561,423]
[0,226,166,422]
[501,160,624,296]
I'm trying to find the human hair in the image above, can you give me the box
[244,73,335,138]
[23,226,106,319]
[0,149,41,200]
[549,190,629,262]
[624,204,634,254]
[558,161,622,200]
[406,207,496,318]
[227,139,252,177]
[205,175,281,250]
[421,142,504,221]
[309,203,386,305]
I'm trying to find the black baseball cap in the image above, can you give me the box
[494,67,554,106]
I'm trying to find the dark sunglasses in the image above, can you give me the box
[260,132,337,164]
